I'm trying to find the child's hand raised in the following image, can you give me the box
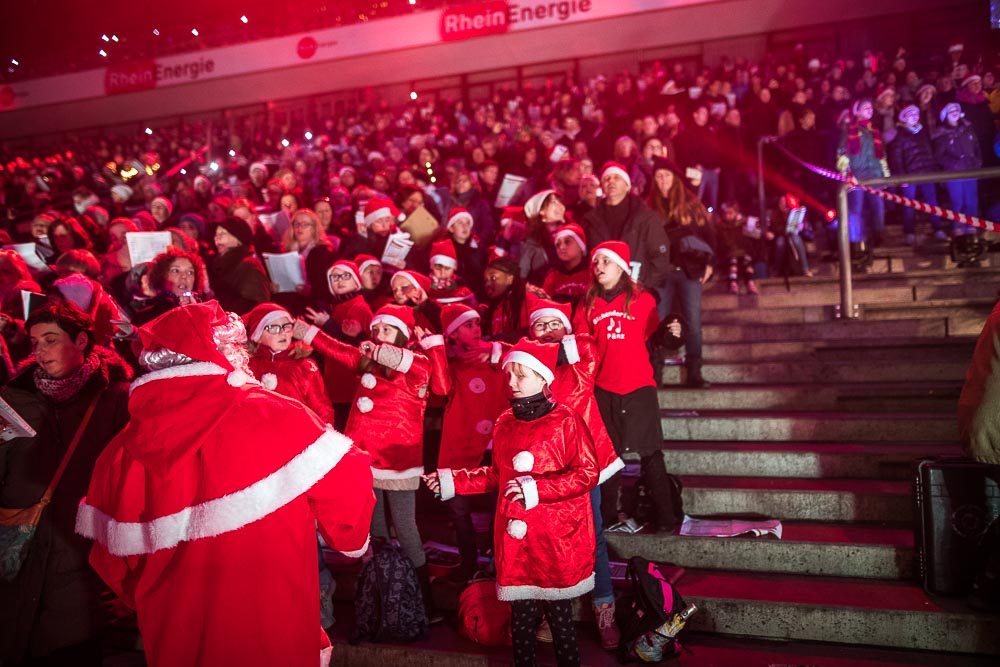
[292,319,313,340]
[305,307,330,327]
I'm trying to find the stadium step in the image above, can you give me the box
[700,298,995,326]
[659,410,958,443]
[657,382,961,412]
[699,336,977,362]
[661,441,961,479]
[701,317,950,343]
[660,359,967,384]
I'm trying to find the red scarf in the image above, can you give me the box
[846,118,884,159]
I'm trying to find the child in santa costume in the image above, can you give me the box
[302,259,373,430]
[427,239,476,308]
[424,338,598,667]
[355,254,392,312]
[444,208,486,300]
[75,301,375,667]
[390,269,442,333]
[574,241,678,534]
[527,294,624,649]
[422,302,509,582]
[294,303,442,618]
[541,223,590,309]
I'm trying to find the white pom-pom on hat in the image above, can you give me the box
[512,451,534,473]
[506,519,527,540]
[361,373,377,389]
[357,396,374,413]
[261,373,278,391]
[227,369,250,387]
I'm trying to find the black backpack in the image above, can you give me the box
[616,557,692,663]
[351,542,429,644]
[622,464,685,532]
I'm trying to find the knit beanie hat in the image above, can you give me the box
[218,216,254,247]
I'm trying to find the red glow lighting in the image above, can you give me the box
[826,209,837,222]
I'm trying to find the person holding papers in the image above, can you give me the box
[209,217,270,315]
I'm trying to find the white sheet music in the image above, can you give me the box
[262,251,305,293]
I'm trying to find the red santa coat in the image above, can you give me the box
[323,294,373,404]
[427,339,510,469]
[575,290,660,395]
[541,265,590,304]
[75,363,375,667]
[247,345,335,425]
[429,284,476,307]
[308,329,430,490]
[554,333,624,484]
[439,404,598,601]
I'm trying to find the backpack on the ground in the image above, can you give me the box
[351,542,429,644]
[458,579,511,647]
[616,557,694,663]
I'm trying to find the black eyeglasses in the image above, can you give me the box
[263,323,294,334]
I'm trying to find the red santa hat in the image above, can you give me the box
[139,301,245,375]
[429,239,458,269]
[441,302,480,337]
[446,208,474,231]
[487,245,509,267]
[553,223,586,254]
[390,270,431,300]
[503,339,558,385]
[242,302,293,343]
[591,240,631,274]
[524,189,557,219]
[371,303,415,340]
[499,207,525,229]
[363,197,400,227]
[600,162,632,190]
[527,295,573,334]
[328,259,362,292]
[355,254,381,275]
[151,195,173,216]
[249,161,268,177]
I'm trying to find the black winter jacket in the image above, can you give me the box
[933,120,982,172]
[582,195,671,290]
[889,125,939,175]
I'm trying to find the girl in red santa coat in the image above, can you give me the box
[527,294,624,649]
[355,254,392,312]
[301,259,373,430]
[424,338,599,667]
[390,269,443,333]
[427,239,476,308]
[573,241,678,533]
[294,303,443,618]
[541,223,590,310]
[421,302,509,582]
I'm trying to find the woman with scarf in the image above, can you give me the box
[0,302,132,666]
[836,98,890,263]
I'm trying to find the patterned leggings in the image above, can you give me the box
[727,254,755,283]
[510,599,580,667]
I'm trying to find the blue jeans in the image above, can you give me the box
[846,187,885,243]
[657,267,703,360]
[590,486,614,605]
[696,167,721,212]
[900,182,944,234]
[946,179,979,235]
[773,232,810,275]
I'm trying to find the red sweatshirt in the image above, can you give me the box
[578,290,660,395]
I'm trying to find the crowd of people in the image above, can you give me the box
[1,36,999,667]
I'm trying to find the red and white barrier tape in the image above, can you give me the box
[769,140,1000,232]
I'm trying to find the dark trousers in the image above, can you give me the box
[511,599,580,667]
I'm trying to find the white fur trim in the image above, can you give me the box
[512,451,534,473]
[444,309,480,337]
[529,307,572,334]
[302,325,319,346]
[320,645,332,667]
[601,164,631,190]
[438,468,455,501]
[396,348,415,374]
[446,210,473,230]
[261,373,278,390]
[227,369,250,387]
[360,373,377,389]
[497,572,595,602]
[517,476,539,510]
[489,342,502,364]
[129,361,229,394]
[371,465,424,480]
[435,295,473,305]
[593,247,630,274]
[251,309,292,343]
[475,419,493,435]
[503,350,554,385]
[562,334,580,364]
[370,313,410,339]
[598,456,626,485]
[356,396,374,413]
[506,518,527,540]
[430,254,458,269]
[554,228,586,254]
[419,334,445,350]
[364,206,392,226]
[358,258,381,275]
[328,263,361,291]
[75,429,354,556]
[337,534,370,559]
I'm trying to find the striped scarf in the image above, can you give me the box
[846,118,884,159]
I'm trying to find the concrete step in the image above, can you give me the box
[660,360,967,385]
[702,298,994,326]
[678,569,1000,654]
[606,521,914,579]
[660,410,959,443]
[702,317,948,343]
[699,337,977,362]
[677,475,912,522]
[661,441,961,479]
[658,383,962,412]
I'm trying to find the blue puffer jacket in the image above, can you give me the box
[933,120,982,172]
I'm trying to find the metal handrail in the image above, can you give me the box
[836,166,1000,318]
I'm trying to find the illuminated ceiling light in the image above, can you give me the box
[10,59,18,66]
[304,131,313,140]
[409,0,416,5]
[99,49,108,57]
[153,28,160,36]
[229,150,236,157]
[410,91,417,100]
[210,162,219,171]
[281,139,290,147]
[191,28,199,37]
[241,15,248,24]
[180,168,187,175]
[145,127,153,135]
[102,34,110,42]
[112,35,119,43]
